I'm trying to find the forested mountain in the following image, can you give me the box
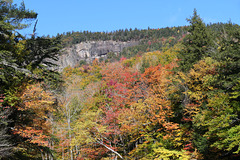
[54,24,187,70]
[56,21,233,68]
[1,1,240,160]
[57,25,187,47]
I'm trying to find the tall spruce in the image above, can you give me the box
[178,9,212,72]
[214,22,240,91]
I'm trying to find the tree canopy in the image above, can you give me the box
[1,2,240,159]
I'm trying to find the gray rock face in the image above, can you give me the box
[55,40,138,71]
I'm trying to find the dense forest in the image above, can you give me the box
[1,1,240,160]
[58,26,187,47]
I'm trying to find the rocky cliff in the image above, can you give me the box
[54,40,139,71]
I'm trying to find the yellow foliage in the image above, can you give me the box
[118,100,150,134]
[15,83,55,146]
[152,147,191,160]
[177,57,219,118]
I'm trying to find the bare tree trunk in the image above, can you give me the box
[61,129,65,160]
[119,135,126,156]
[40,149,44,160]
[75,145,79,157]
[67,117,73,160]
[96,140,123,159]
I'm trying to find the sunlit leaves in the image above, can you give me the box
[46,19,240,159]
[14,83,55,147]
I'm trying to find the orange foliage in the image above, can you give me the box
[14,83,55,147]
[142,62,179,135]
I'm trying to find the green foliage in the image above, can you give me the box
[50,10,240,160]
[139,44,180,73]
[213,22,240,91]
[1,4,238,159]
[193,93,239,156]
[79,59,87,66]
[231,80,240,100]
[0,0,37,31]
[59,26,187,48]
[140,56,150,73]
[178,9,212,72]
[0,1,62,159]
[52,19,240,159]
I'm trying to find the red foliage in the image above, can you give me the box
[120,57,127,62]
[148,41,151,45]
[184,142,194,151]
[0,94,5,103]
[181,117,193,122]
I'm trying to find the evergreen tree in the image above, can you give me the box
[214,22,240,91]
[0,1,37,158]
[0,1,62,158]
[178,9,212,72]
[0,0,37,91]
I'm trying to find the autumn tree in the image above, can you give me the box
[0,1,62,159]
[56,76,87,160]
[96,61,142,159]
[0,1,36,158]
[127,62,192,159]
[55,62,104,160]
[13,83,55,159]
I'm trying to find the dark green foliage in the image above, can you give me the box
[213,22,240,91]
[25,36,63,91]
[192,131,208,155]
[0,0,62,92]
[0,0,37,92]
[140,57,150,73]
[0,1,62,159]
[178,9,212,72]
[25,36,62,69]
[0,1,37,158]
[116,35,181,63]
[58,26,187,47]
[0,101,12,159]
[79,60,87,66]
[0,0,37,31]
[106,51,119,62]
[174,9,240,159]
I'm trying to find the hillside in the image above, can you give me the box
[1,1,240,160]
[55,20,240,160]
[54,40,139,70]
[54,26,187,70]
[55,23,233,71]
[57,26,187,47]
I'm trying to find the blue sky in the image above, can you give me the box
[14,0,240,37]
